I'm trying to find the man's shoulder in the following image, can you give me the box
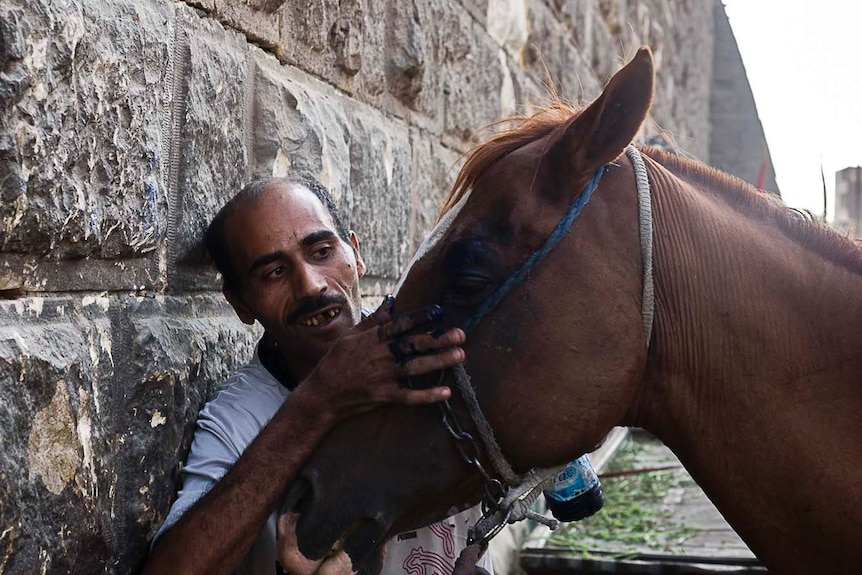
[199,358,289,430]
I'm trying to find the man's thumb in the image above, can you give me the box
[452,544,487,575]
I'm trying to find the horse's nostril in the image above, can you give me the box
[280,475,312,515]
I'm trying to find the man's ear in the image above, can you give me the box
[223,286,257,325]
[349,231,367,278]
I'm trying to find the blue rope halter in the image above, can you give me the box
[462,165,608,334]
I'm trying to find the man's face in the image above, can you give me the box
[223,182,366,366]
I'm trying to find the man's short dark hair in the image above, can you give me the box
[205,177,350,292]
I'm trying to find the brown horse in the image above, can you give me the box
[288,48,862,575]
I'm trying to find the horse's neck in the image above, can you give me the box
[633,159,862,574]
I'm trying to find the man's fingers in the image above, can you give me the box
[395,385,452,405]
[277,512,325,575]
[453,544,488,575]
[357,295,395,331]
[377,305,443,340]
[317,550,355,575]
[391,329,465,359]
[394,347,465,377]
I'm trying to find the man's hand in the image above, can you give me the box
[293,298,464,424]
[277,511,355,575]
[452,544,491,575]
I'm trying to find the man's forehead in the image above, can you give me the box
[231,181,335,228]
[224,181,343,266]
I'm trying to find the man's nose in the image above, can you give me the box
[294,264,327,297]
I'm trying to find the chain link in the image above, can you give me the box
[438,399,507,507]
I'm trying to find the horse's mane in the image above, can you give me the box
[439,102,580,218]
[438,105,862,275]
[640,146,862,275]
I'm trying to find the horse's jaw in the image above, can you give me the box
[292,500,481,575]
[288,403,487,575]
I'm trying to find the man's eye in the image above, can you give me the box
[312,245,333,260]
[267,266,287,279]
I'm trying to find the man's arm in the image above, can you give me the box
[143,309,465,575]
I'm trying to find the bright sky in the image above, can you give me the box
[722,0,862,220]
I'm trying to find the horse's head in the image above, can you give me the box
[290,48,656,573]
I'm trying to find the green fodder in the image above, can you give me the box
[542,434,700,559]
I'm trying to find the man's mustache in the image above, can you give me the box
[286,294,349,325]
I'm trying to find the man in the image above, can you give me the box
[143,177,492,575]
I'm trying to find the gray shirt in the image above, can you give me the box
[154,347,492,575]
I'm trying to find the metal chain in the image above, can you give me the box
[438,399,507,508]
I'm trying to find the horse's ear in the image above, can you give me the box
[552,47,654,175]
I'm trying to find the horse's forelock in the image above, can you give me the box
[397,104,583,294]
[438,103,581,221]
[398,104,582,294]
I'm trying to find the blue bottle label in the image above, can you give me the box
[545,454,599,502]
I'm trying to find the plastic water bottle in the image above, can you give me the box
[543,454,604,521]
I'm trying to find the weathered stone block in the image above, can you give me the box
[344,103,414,279]
[407,128,462,258]
[183,0,216,10]
[250,53,352,200]
[0,294,258,574]
[596,0,626,36]
[665,0,714,162]
[170,6,250,283]
[0,0,172,285]
[382,0,442,127]
[523,0,599,106]
[278,0,386,105]
[586,2,618,84]
[439,5,507,144]
[240,0,284,14]
[358,130,460,296]
[0,254,156,293]
[485,0,528,58]
[0,296,116,574]
[620,0,713,160]
[458,0,488,26]
[213,0,280,49]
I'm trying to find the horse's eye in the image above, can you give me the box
[441,239,497,302]
[449,273,490,297]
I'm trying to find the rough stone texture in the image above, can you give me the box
[0,0,778,572]
[382,0,443,129]
[249,54,352,191]
[0,0,173,291]
[278,0,386,106]
[523,0,600,106]
[169,6,251,289]
[709,0,778,191]
[345,105,414,279]
[624,0,716,162]
[0,294,257,574]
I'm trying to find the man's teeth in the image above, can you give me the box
[302,309,338,326]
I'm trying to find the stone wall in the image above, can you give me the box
[709,0,778,192]
[0,0,769,573]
